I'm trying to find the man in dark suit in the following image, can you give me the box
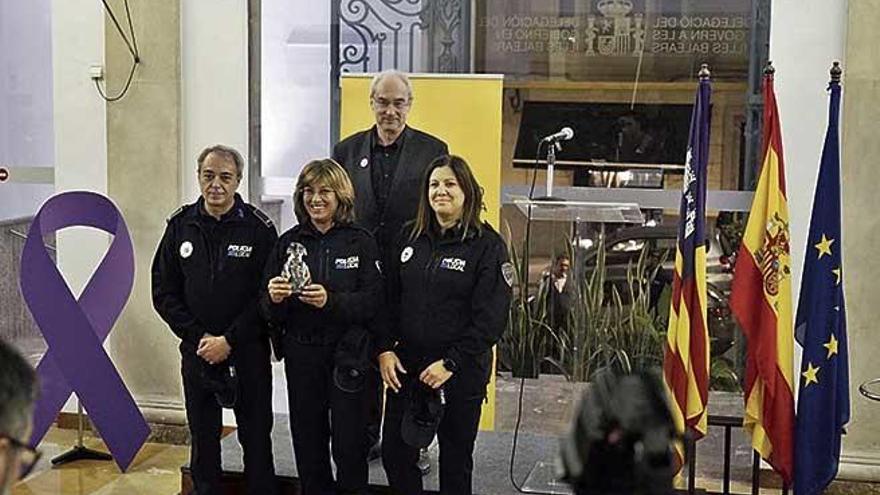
[333,70,448,469]
[333,70,448,264]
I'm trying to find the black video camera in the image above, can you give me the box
[558,370,678,495]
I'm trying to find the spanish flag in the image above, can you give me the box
[663,67,712,470]
[730,65,795,485]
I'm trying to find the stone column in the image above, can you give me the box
[839,0,880,480]
[104,0,186,425]
[52,0,109,416]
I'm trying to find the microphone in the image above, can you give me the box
[541,127,574,143]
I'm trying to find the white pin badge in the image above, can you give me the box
[401,246,413,263]
[359,157,369,168]
[179,241,193,259]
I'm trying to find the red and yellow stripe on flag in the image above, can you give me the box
[729,66,795,485]
[663,69,711,470]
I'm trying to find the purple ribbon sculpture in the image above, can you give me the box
[20,191,150,471]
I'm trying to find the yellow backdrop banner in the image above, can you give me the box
[340,73,504,430]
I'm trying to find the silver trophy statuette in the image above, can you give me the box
[281,242,311,293]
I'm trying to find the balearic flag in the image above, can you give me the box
[729,64,795,485]
[662,65,712,469]
[793,62,850,495]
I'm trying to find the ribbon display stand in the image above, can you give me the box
[21,191,150,471]
[50,400,113,465]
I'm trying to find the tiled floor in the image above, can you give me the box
[12,428,188,495]
[11,374,880,494]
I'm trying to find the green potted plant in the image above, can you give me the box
[548,237,667,381]
[499,235,556,378]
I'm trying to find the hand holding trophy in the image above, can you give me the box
[268,242,311,304]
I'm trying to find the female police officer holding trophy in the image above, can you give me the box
[263,158,383,495]
[377,155,512,494]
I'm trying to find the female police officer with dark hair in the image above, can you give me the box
[262,158,382,495]
[377,154,512,494]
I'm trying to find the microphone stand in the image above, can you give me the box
[546,140,559,198]
[536,140,565,202]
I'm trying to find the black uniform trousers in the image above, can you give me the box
[285,340,369,495]
[381,381,483,495]
[181,339,277,495]
[364,366,383,447]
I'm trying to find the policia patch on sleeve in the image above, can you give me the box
[501,262,515,287]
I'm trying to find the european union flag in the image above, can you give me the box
[794,65,850,495]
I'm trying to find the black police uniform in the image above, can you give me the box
[151,194,278,495]
[378,222,512,495]
[260,221,383,495]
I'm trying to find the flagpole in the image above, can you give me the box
[662,60,712,491]
[686,61,711,495]
[764,59,790,495]
[792,59,849,495]
[731,56,797,487]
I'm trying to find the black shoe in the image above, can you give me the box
[417,449,431,476]
[367,442,382,462]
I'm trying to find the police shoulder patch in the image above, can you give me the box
[501,261,516,287]
[248,205,275,228]
[166,205,185,223]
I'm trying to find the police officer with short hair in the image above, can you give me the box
[378,155,512,494]
[151,144,278,495]
[263,158,383,495]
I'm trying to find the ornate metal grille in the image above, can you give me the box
[339,0,430,73]
[336,0,469,74]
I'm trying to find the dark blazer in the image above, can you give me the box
[332,125,448,256]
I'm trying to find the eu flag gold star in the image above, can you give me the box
[824,334,839,359]
[814,234,834,259]
[802,362,820,387]
[832,267,842,285]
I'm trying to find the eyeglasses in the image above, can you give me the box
[302,187,336,200]
[371,97,410,110]
[0,434,41,480]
